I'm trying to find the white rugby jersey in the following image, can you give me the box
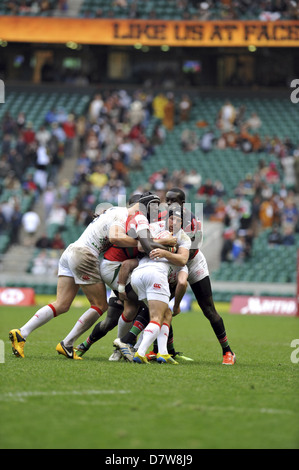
[72,206,128,256]
[137,221,191,277]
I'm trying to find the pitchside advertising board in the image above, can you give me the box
[230,295,298,317]
[0,288,35,306]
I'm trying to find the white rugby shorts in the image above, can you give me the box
[58,244,103,285]
[100,259,121,291]
[130,265,170,304]
[187,250,209,285]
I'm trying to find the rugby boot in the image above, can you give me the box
[172,351,194,362]
[9,329,26,358]
[145,351,157,361]
[156,353,178,364]
[108,349,123,361]
[56,341,82,360]
[133,352,149,364]
[222,351,236,365]
[113,338,135,362]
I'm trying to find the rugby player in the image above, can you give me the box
[114,207,191,364]
[74,192,178,358]
[165,187,236,365]
[8,200,143,360]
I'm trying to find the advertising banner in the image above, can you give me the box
[230,295,297,316]
[0,287,35,306]
[0,17,298,47]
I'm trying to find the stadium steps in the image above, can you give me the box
[0,245,35,274]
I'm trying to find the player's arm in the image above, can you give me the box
[109,224,138,247]
[153,235,177,247]
[137,228,173,256]
[149,246,189,267]
[172,270,188,316]
[117,258,139,301]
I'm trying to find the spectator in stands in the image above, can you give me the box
[217,100,236,132]
[46,203,66,228]
[51,232,65,250]
[197,178,215,199]
[34,142,51,192]
[36,233,52,249]
[128,98,145,127]
[89,94,104,123]
[163,93,175,131]
[203,195,216,219]
[231,234,245,264]
[152,92,168,121]
[63,114,76,158]
[267,224,283,246]
[220,230,235,262]
[180,128,199,152]
[245,112,262,131]
[282,225,295,246]
[281,196,299,231]
[259,196,276,229]
[43,183,56,221]
[200,129,215,153]
[183,168,202,191]
[36,125,51,147]
[22,209,40,246]
[58,0,68,12]
[265,162,280,185]
[179,94,192,122]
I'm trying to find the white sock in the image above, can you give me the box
[63,306,102,348]
[20,304,56,339]
[134,330,144,349]
[157,322,170,355]
[137,321,161,357]
[117,313,133,339]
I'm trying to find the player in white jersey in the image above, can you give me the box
[73,192,179,359]
[114,208,191,364]
[165,187,235,365]
[8,205,139,360]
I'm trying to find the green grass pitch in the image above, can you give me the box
[0,301,298,450]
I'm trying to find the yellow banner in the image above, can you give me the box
[0,16,299,47]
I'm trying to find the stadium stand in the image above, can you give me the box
[1,0,298,20]
[0,1,61,16]
[78,0,299,20]
[1,85,298,298]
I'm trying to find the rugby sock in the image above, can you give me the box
[117,313,133,340]
[157,322,170,355]
[137,321,161,357]
[167,325,175,355]
[134,330,144,349]
[121,313,148,345]
[211,318,232,354]
[20,304,57,339]
[153,325,174,355]
[63,306,103,348]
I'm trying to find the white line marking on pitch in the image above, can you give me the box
[0,390,130,402]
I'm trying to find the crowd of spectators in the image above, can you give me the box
[1,87,298,274]
[3,0,67,15]
[80,0,299,20]
[132,93,299,266]
[2,0,298,20]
